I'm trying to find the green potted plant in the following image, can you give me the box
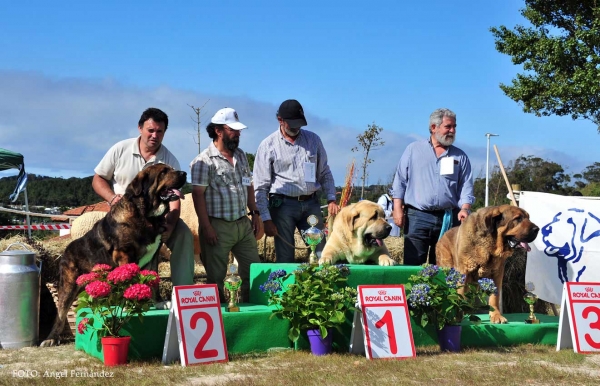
[405,264,497,351]
[260,263,358,355]
[75,263,159,365]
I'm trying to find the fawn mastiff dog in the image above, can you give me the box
[319,200,396,265]
[40,164,186,346]
[436,205,539,323]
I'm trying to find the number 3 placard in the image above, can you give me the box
[349,285,415,359]
[557,282,600,353]
[162,284,228,366]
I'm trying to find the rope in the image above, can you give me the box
[275,233,311,250]
[0,206,78,219]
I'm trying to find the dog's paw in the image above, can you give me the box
[489,311,508,324]
[318,256,334,265]
[40,338,58,347]
[378,256,397,266]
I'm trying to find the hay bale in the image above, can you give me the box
[70,211,107,240]
[180,193,200,262]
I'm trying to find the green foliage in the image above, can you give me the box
[76,263,159,338]
[582,162,600,183]
[405,265,497,331]
[351,123,385,200]
[0,174,97,207]
[490,1,600,129]
[260,263,358,342]
[246,152,255,170]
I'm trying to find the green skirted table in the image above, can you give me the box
[75,263,559,360]
[75,304,290,361]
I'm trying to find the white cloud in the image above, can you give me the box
[0,71,592,191]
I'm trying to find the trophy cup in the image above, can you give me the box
[524,281,540,324]
[300,215,325,265]
[224,263,242,312]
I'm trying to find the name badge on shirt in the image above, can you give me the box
[304,162,316,183]
[440,157,454,175]
[242,176,252,186]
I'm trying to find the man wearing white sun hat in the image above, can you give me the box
[190,107,262,303]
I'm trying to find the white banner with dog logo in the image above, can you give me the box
[520,191,600,304]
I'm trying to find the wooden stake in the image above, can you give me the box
[493,145,517,206]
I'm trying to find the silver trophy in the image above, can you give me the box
[224,263,242,312]
[300,215,325,264]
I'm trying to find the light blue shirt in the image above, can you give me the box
[253,128,336,221]
[392,138,474,210]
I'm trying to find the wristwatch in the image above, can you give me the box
[248,210,261,216]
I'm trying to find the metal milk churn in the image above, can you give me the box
[0,243,41,349]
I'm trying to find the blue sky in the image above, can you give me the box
[0,0,597,189]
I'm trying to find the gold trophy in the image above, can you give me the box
[524,281,540,324]
[300,215,325,264]
[224,263,242,312]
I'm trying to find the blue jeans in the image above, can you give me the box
[403,207,459,266]
[269,196,325,263]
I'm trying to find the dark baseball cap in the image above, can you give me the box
[277,99,308,128]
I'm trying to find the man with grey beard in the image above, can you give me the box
[391,108,474,266]
[190,107,262,303]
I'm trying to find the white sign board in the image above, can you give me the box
[350,285,415,359]
[556,282,600,353]
[162,284,228,366]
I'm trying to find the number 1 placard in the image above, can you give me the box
[162,284,228,366]
[557,282,600,353]
[349,285,415,359]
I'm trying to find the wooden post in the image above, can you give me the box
[493,145,517,206]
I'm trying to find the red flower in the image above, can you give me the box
[92,264,112,272]
[141,269,160,288]
[77,318,89,334]
[107,263,140,284]
[123,284,152,301]
[85,281,111,298]
[76,272,100,286]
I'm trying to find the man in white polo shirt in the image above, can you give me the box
[92,107,195,286]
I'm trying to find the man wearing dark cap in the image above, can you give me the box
[253,99,339,263]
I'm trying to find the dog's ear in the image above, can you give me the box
[479,206,504,235]
[344,204,360,231]
[127,170,149,197]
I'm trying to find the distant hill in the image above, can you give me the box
[0,174,194,209]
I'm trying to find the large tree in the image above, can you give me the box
[491,1,600,129]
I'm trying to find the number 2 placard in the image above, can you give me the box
[557,282,600,353]
[350,285,415,359]
[162,284,228,366]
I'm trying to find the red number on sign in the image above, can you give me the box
[582,306,600,349]
[190,311,219,359]
[374,309,397,354]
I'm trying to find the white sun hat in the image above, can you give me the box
[210,107,247,130]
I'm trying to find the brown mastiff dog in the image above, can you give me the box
[436,205,539,323]
[320,200,396,265]
[40,164,186,346]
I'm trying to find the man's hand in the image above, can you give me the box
[161,222,174,242]
[264,220,278,237]
[252,215,264,240]
[202,224,219,246]
[458,208,470,222]
[327,201,339,216]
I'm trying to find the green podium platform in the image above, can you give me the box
[75,263,559,361]
[75,304,290,361]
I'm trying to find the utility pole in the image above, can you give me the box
[485,133,499,207]
[189,100,210,154]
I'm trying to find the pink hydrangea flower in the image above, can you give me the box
[85,281,111,298]
[107,263,140,284]
[77,318,89,334]
[92,264,112,272]
[76,272,100,286]
[123,284,152,301]
[140,269,160,288]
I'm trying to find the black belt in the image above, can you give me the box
[272,193,316,202]
[406,205,449,216]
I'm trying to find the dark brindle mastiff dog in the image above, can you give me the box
[436,205,539,324]
[40,164,186,346]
